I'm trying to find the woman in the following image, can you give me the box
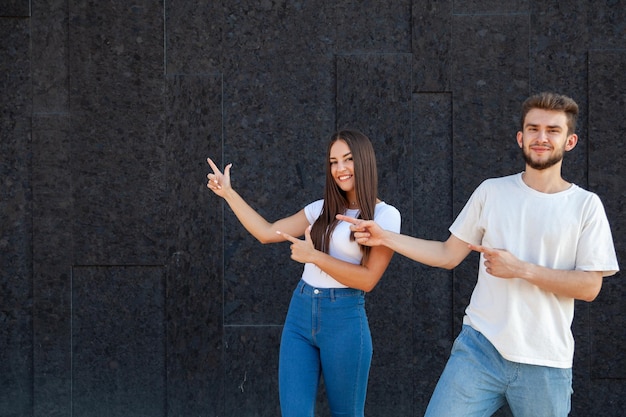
[206,129,401,417]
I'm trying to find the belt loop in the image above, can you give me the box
[299,281,304,294]
[330,288,335,302]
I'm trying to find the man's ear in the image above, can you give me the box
[565,134,578,151]
[516,131,523,148]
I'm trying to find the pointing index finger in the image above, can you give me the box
[276,231,297,243]
[469,244,490,254]
[207,157,220,173]
[336,214,359,225]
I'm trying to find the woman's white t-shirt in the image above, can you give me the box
[301,200,401,289]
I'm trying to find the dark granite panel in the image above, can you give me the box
[336,54,413,372]
[164,1,223,74]
[1,18,31,131]
[570,297,593,412]
[169,1,334,74]
[32,114,72,417]
[450,13,529,193]
[69,0,166,265]
[224,326,281,417]
[336,0,411,53]
[0,0,30,17]
[31,0,69,112]
[366,365,413,416]
[72,266,166,417]
[588,50,625,380]
[589,0,626,50]
[0,211,33,414]
[0,17,32,415]
[413,0,452,92]
[582,379,626,417]
[0,16,30,75]
[453,0,528,14]
[221,1,334,59]
[165,74,225,416]
[409,93,455,415]
[531,1,590,188]
[221,55,334,324]
[450,13,529,331]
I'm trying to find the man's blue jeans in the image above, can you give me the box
[279,280,372,417]
[425,325,573,417]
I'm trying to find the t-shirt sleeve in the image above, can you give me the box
[375,204,401,234]
[304,199,324,224]
[575,194,620,277]
[449,183,486,246]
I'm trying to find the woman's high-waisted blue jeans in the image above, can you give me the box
[279,280,372,417]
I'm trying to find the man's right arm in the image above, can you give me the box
[336,215,471,269]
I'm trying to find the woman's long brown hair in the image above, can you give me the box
[309,129,378,265]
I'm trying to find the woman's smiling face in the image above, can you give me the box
[329,139,355,193]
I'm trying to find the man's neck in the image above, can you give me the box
[521,166,571,194]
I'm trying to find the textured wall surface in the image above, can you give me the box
[0,1,624,416]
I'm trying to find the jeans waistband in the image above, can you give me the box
[297,279,365,298]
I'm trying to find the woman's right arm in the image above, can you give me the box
[207,158,310,244]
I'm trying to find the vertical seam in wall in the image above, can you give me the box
[220,70,226,414]
[70,266,73,417]
[28,4,35,412]
[163,0,167,76]
[450,91,456,342]
[161,4,168,412]
[67,0,74,414]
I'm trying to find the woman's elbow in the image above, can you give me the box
[438,259,462,270]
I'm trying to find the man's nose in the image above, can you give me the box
[537,129,548,141]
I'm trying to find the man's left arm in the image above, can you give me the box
[469,244,603,302]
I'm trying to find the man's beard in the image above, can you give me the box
[521,145,565,170]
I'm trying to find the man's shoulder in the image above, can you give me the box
[476,173,520,190]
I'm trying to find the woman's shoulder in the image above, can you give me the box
[305,199,324,211]
[374,201,401,231]
[304,199,325,222]
[374,201,401,219]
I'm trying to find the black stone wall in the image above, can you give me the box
[0,1,624,416]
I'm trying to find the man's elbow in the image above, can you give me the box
[580,275,603,302]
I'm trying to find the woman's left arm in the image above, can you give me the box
[278,226,395,292]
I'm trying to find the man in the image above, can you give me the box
[338,92,619,416]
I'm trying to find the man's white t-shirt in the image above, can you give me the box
[301,200,401,289]
[450,173,619,368]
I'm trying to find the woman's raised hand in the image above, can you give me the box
[206,157,232,197]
